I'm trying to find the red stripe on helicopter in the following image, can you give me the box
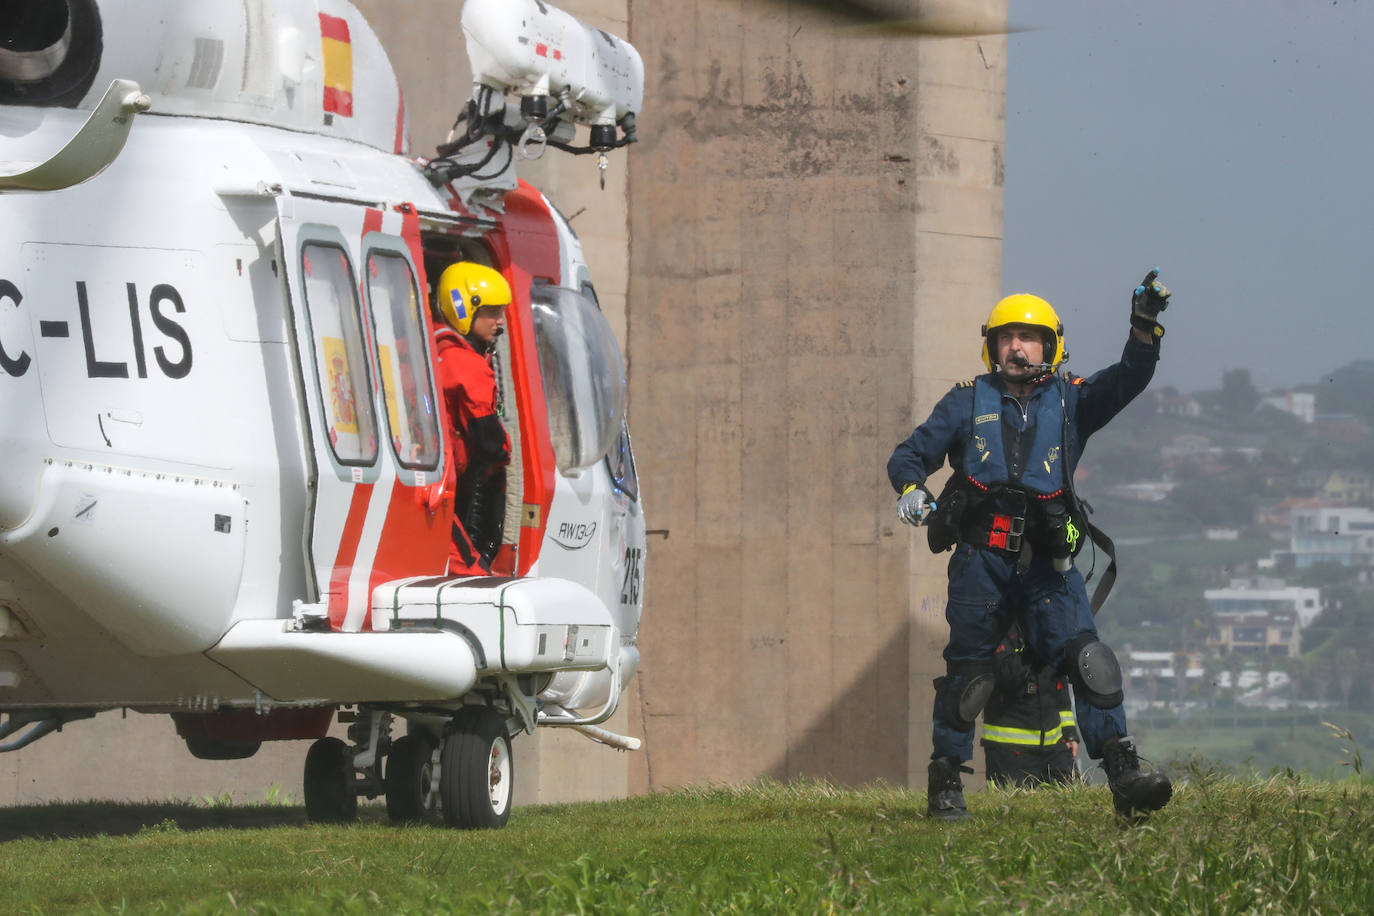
[393,83,407,155]
[364,206,451,629]
[327,484,375,628]
[358,207,385,372]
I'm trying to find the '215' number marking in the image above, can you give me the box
[620,547,642,606]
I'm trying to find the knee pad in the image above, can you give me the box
[934,668,996,731]
[1065,633,1124,709]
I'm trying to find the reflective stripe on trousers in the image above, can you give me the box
[982,723,1065,746]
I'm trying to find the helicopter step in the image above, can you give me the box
[375,574,631,729]
[205,575,616,705]
[371,574,617,676]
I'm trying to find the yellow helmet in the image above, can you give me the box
[436,262,512,335]
[980,293,1067,372]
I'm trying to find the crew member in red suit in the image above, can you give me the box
[433,262,512,573]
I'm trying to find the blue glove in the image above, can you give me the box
[1130,267,1171,338]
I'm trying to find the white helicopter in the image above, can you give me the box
[0,0,645,828]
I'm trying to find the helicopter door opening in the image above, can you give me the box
[419,237,526,577]
[278,201,449,631]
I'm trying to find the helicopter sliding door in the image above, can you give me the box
[277,198,449,631]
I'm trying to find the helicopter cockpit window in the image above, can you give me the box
[530,286,627,473]
[301,242,378,466]
[365,252,440,471]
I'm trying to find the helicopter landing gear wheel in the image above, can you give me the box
[440,708,513,829]
[303,737,358,823]
[385,732,439,823]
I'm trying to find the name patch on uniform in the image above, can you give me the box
[975,413,998,425]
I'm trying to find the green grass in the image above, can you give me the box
[0,775,1371,914]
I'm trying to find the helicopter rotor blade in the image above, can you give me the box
[777,0,1031,38]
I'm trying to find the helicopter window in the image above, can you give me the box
[365,251,440,471]
[530,286,627,473]
[577,282,639,502]
[301,242,378,466]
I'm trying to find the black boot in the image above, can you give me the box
[927,756,971,821]
[1101,736,1172,821]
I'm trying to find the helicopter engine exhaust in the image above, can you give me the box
[0,0,101,107]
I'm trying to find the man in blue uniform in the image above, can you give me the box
[887,272,1174,822]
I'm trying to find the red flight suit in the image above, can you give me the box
[433,327,510,573]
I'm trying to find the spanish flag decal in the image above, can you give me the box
[320,13,353,118]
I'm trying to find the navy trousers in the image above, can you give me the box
[931,542,1128,763]
[984,742,1077,788]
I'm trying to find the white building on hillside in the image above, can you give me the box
[1279,506,1374,570]
[1261,390,1316,423]
[1208,609,1302,658]
[1203,576,1321,627]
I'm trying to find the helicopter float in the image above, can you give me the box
[0,0,645,827]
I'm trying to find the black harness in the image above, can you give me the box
[927,374,1118,613]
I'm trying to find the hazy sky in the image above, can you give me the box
[1002,0,1373,394]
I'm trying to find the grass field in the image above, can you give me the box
[0,768,1371,914]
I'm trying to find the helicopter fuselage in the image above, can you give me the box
[0,1,644,752]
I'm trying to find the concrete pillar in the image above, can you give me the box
[625,0,1006,791]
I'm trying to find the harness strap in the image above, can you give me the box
[1084,517,1117,615]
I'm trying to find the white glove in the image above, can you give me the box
[896,485,934,527]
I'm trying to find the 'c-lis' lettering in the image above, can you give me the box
[75,281,194,380]
[0,279,31,378]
